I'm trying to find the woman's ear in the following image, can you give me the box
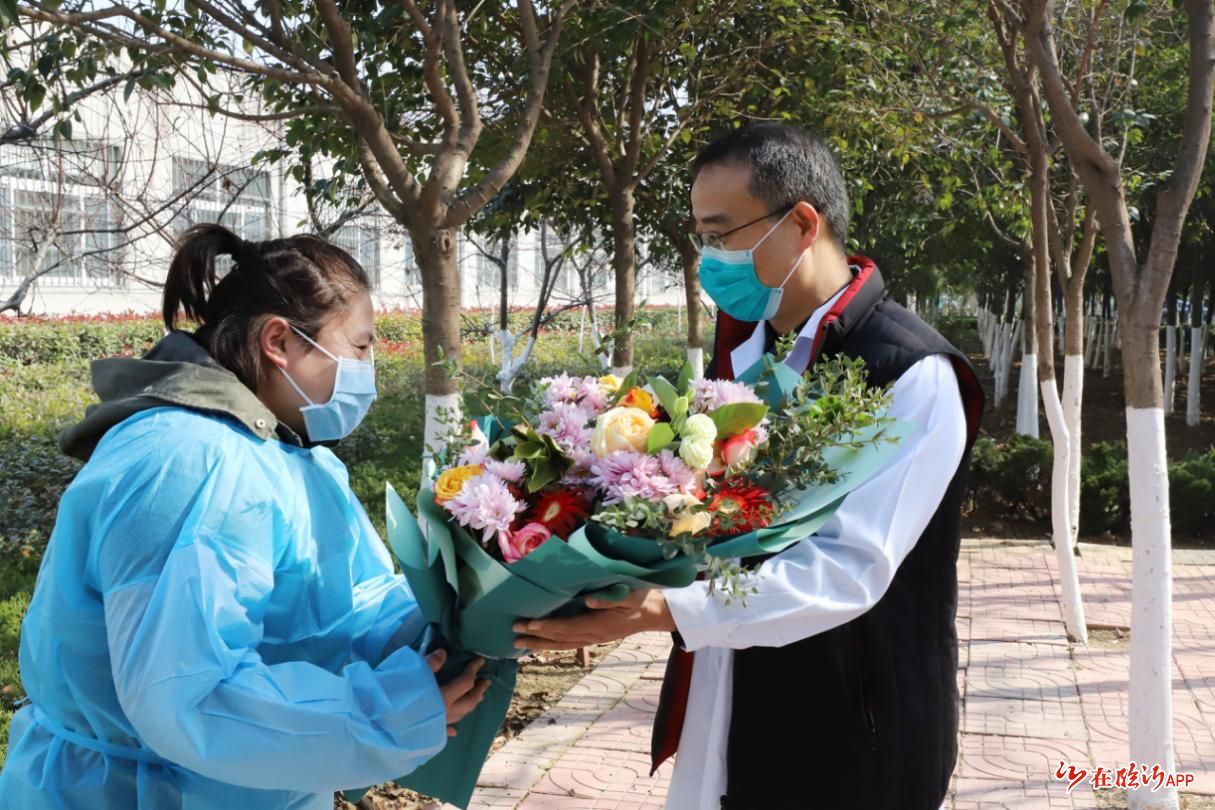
[260,316,293,371]
[792,201,822,249]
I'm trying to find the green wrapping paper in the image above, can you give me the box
[354,356,913,808]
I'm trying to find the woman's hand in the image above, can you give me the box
[426,650,492,737]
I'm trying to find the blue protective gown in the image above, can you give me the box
[0,407,446,809]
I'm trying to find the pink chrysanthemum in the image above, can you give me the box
[656,449,698,495]
[445,473,526,544]
[537,402,594,450]
[574,377,611,413]
[690,379,763,413]
[542,373,580,407]
[590,450,681,505]
[560,446,599,484]
[483,458,527,483]
[458,442,491,466]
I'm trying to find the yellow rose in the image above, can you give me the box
[672,510,712,537]
[592,406,655,457]
[599,374,624,393]
[434,464,482,504]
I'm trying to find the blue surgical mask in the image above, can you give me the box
[280,326,377,443]
[698,208,803,322]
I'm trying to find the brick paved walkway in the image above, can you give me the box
[449,539,1215,809]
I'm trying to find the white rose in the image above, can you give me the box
[682,413,718,443]
[679,437,715,470]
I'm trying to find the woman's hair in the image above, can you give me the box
[163,224,371,388]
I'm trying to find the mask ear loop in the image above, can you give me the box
[280,366,318,407]
[280,326,339,408]
[750,206,797,255]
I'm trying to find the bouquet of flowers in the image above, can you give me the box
[364,351,911,808]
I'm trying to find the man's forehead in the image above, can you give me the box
[691,161,759,224]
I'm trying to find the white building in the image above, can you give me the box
[0,87,685,317]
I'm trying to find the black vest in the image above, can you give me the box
[689,268,984,809]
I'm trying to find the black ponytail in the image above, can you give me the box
[162,224,371,388]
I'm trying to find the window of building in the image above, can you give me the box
[173,158,273,243]
[0,141,124,287]
[330,217,382,288]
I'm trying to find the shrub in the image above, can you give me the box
[932,314,983,356]
[1169,450,1215,536]
[969,434,1054,520]
[1079,441,1131,535]
[0,307,712,366]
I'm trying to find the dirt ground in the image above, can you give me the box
[335,643,620,810]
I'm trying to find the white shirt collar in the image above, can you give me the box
[729,283,851,377]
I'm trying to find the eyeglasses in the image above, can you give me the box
[689,203,795,253]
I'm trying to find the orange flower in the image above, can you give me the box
[619,387,659,418]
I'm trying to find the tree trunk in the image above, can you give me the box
[1061,286,1085,552]
[1017,250,1041,437]
[610,188,637,376]
[1187,324,1205,426]
[415,226,464,482]
[1029,147,1087,643]
[1164,325,1178,415]
[680,237,704,379]
[1165,295,1179,414]
[1186,277,1206,426]
[1122,306,1177,810]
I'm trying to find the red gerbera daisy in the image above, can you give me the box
[708,483,775,535]
[531,488,593,538]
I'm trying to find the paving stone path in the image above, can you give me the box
[446,538,1215,809]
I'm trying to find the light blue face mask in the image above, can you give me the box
[281,326,377,443]
[698,207,803,322]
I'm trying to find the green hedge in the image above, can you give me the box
[0,307,709,366]
[0,320,166,365]
[970,434,1053,521]
[971,435,1215,537]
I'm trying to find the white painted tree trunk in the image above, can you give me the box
[979,309,992,355]
[421,392,463,485]
[1164,327,1177,415]
[995,321,1021,406]
[1125,407,1177,810]
[687,346,705,380]
[1103,319,1116,378]
[1016,353,1041,437]
[1186,325,1205,426]
[1062,355,1084,550]
[578,306,586,354]
[1041,380,1089,642]
[589,309,611,372]
[993,322,1008,405]
[495,329,538,394]
[1085,319,1100,368]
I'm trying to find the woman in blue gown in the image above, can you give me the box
[0,225,487,809]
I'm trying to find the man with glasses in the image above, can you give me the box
[514,123,985,809]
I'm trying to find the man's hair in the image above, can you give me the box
[692,122,849,248]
